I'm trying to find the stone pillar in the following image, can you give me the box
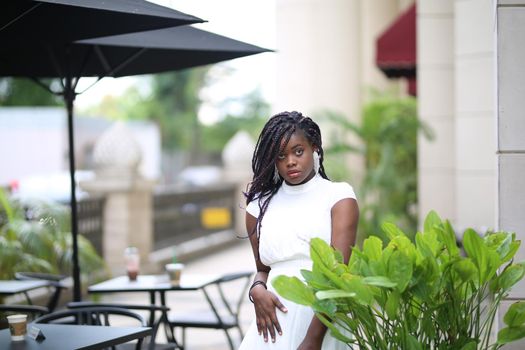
[497,3,525,348]
[221,131,255,237]
[417,0,456,223]
[80,121,156,276]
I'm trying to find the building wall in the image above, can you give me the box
[417,0,456,222]
[497,5,525,346]
[454,0,496,231]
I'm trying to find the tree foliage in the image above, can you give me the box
[0,78,62,106]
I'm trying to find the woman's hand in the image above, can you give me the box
[250,284,288,343]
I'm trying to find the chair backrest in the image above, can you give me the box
[0,304,49,328]
[15,272,69,312]
[34,306,147,327]
[66,302,168,350]
[204,271,253,324]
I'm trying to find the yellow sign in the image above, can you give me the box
[201,207,231,229]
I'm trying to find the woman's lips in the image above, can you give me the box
[287,170,301,178]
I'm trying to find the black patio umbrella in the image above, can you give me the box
[2,0,204,42]
[0,25,271,301]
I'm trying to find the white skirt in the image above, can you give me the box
[238,259,351,350]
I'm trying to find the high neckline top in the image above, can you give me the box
[281,173,322,195]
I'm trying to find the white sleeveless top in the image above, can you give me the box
[246,174,356,267]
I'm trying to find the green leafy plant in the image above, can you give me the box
[273,211,525,349]
[0,188,107,282]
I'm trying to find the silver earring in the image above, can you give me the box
[313,151,320,174]
[273,165,281,183]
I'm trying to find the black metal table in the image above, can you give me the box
[0,280,51,305]
[88,274,221,347]
[0,323,151,350]
[0,281,50,296]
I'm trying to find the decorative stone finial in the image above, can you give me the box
[93,121,142,178]
[222,130,255,168]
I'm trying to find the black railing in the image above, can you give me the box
[77,196,104,255]
[153,184,237,250]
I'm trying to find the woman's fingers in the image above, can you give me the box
[273,295,288,313]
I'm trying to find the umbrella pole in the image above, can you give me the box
[64,77,82,302]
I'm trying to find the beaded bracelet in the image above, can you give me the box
[248,280,267,303]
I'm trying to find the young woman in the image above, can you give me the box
[239,111,359,349]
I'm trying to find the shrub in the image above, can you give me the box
[273,211,525,349]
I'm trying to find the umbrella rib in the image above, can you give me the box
[0,3,42,32]
[93,45,113,73]
[103,48,148,77]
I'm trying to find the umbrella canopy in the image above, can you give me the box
[2,0,204,42]
[1,26,271,78]
[0,25,271,301]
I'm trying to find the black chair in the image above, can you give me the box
[67,302,177,350]
[166,271,253,350]
[15,272,69,312]
[34,306,149,350]
[0,304,49,329]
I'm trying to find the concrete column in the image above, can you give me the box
[80,122,156,276]
[496,3,525,348]
[360,0,408,101]
[417,0,456,223]
[453,0,496,231]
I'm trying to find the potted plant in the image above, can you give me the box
[273,211,525,349]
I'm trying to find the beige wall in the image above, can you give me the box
[417,0,457,222]
[497,5,525,346]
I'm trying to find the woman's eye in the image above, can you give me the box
[277,154,285,160]
[295,149,304,156]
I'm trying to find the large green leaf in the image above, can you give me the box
[503,301,525,327]
[362,236,383,261]
[362,276,397,288]
[423,210,442,233]
[453,258,478,283]
[498,325,525,344]
[381,222,406,240]
[463,229,490,282]
[499,264,525,292]
[385,289,400,319]
[341,274,374,305]
[316,290,356,300]
[272,275,316,306]
[387,250,413,292]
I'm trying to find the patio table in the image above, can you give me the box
[0,323,151,350]
[88,273,222,347]
[0,280,51,305]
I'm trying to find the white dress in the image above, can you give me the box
[239,174,356,349]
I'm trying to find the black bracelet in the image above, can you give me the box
[248,280,267,303]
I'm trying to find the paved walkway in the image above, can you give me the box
[94,240,255,350]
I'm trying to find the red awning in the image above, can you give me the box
[376,3,416,80]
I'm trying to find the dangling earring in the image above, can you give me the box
[273,165,281,183]
[313,151,320,174]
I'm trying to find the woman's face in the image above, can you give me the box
[275,131,317,186]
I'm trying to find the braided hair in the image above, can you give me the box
[245,111,329,238]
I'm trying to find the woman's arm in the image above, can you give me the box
[298,197,359,350]
[246,212,288,343]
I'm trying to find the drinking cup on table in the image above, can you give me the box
[7,314,27,341]
[165,263,184,285]
[124,247,140,281]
